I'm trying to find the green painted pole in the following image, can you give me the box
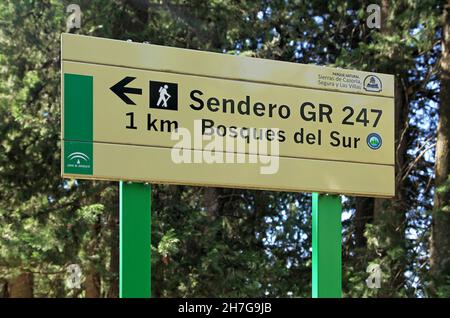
[312,193,342,298]
[119,181,152,298]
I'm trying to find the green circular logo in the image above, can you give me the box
[367,133,382,150]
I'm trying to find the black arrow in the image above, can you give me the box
[110,77,142,105]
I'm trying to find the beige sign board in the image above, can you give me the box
[61,33,395,197]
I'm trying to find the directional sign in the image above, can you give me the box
[110,76,142,105]
[61,34,395,197]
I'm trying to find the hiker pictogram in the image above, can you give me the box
[157,85,171,107]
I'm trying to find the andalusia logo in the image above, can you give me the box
[66,152,91,169]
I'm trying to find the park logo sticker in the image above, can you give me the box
[149,81,178,111]
[367,133,382,150]
[363,75,382,92]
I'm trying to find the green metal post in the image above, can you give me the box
[119,181,152,298]
[312,193,342,298]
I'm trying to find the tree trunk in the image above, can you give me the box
[0,280,8,298]
[350,0,391,255]
[354,197,374,248]
[371,71,408,297]
[107,188,120,298]
[370,0,408,296]
[203,187,220,220]
[9,272,33,298]
[85,203,102,298]
[85,269,101,298]
[430,0,450,296]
